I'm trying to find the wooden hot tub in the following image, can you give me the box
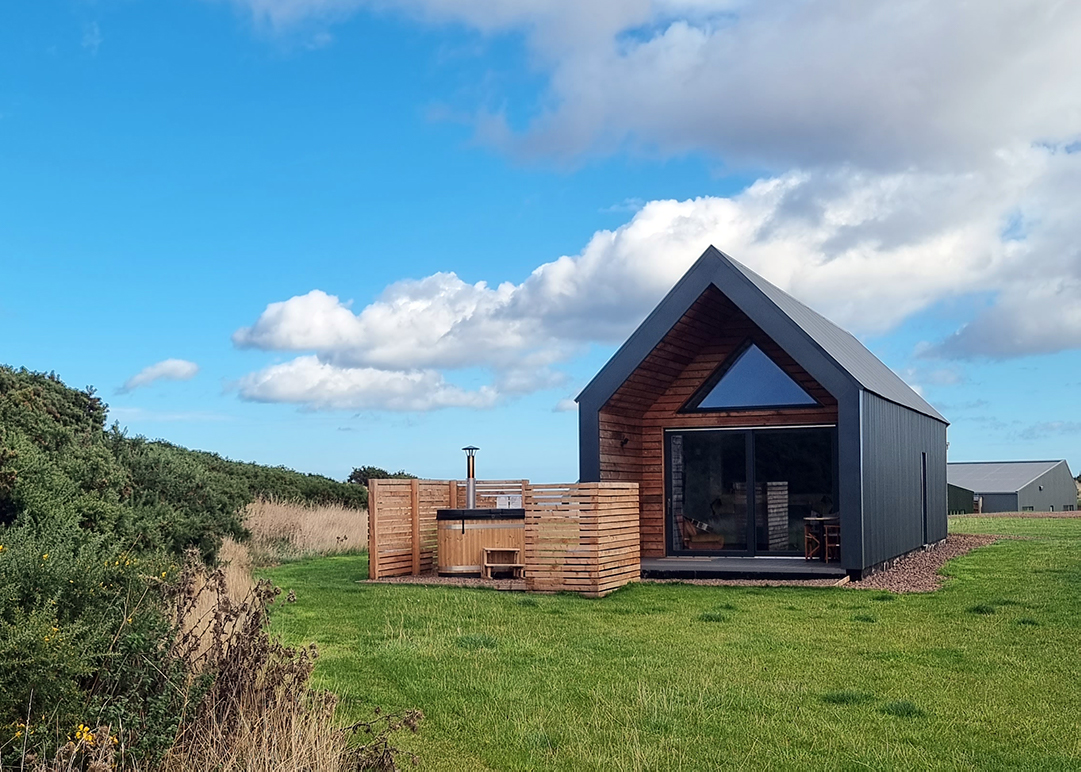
[436,508,525,576]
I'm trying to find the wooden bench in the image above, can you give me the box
[482,547,524,579]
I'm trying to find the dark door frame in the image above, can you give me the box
[664,425,838,558]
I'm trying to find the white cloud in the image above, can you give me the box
[236,144,1081,384]
[222,1,1081,172]
[82,22,103,55]
[236,355,497,411]
[1017,421,1081,442]
[224,0,1081,409]
[118,359,200,394]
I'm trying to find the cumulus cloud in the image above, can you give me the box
[118,359,200,394]
[236,355,497,411]
[223,0,1081,172]
[236,145,1081,386]
[223,0,1081,409]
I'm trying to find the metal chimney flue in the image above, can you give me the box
[462,446,479,509]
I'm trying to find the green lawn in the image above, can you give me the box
[949,515,1081,540]
[261,520,1081,771]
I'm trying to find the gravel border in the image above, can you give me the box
[846,533,1000,593]
[363,574,528,591]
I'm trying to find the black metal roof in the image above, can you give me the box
[577,246,947,424]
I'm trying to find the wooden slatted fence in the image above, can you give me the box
[369,479,641,595]
[368,479,451,579]
[452,479,527,509]
[524,482,640,597]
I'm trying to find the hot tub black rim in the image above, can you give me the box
[435,508,525,521]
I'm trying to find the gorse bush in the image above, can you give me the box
[347,466,415,489]
[0,365,377,768]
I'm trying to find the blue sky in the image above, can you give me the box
[2,0,1080,482]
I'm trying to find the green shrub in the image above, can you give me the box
[0,364,370,766]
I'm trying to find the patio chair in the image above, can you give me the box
[823,523,841,563]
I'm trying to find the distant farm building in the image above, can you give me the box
[948,483,975,514]
[947,460,1076,513]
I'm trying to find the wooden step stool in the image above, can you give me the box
[483,547,524,579]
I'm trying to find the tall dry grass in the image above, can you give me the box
[21,501,413,772]
[245,498,368,565]
[157,558,418,772]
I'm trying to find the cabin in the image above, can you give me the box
[577,247,949,579]
[947,460,1076,513]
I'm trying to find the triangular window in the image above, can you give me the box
[684,343,818,411]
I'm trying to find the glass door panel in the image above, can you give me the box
[752,428,837,554]
[669,431,747,553]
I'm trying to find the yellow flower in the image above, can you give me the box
[42,553,49,560]
[161,571,167,578]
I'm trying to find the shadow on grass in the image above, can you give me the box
[880,700,925,718]
[820,690,875,706]
[698,611,729,623]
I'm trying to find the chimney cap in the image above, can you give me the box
[462,445,479,455]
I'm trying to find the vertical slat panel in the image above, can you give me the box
[411,478,420,576]
[369,479,379,580]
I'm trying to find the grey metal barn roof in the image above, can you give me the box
[578,246,946,423]
[947,461,1065,494]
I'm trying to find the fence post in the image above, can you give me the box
[369,479,379,580]
[411,478,421,576]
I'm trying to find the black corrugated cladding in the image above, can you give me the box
[859,391,948,570]
[948,483,974,514]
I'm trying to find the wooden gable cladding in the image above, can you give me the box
[598,284,839,557]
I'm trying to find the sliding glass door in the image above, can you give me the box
[666,427,837,556]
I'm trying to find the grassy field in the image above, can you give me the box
[261,520,1081,771]
[948,515,1081,540]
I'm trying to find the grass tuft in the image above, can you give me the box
[879,700,925,718]
[516,597,540,607]
[457,634,498,651]
[1017,617,1041,626]
[967,604,997,615]
[871,592,897,602]
[698,611,729,623]
[852,614,876,623]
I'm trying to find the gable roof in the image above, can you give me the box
[947,460,1067,494]
[578,246,947,423]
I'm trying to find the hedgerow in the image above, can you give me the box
[0,365,372,767]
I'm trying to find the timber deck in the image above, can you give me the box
[641,556,848,580]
